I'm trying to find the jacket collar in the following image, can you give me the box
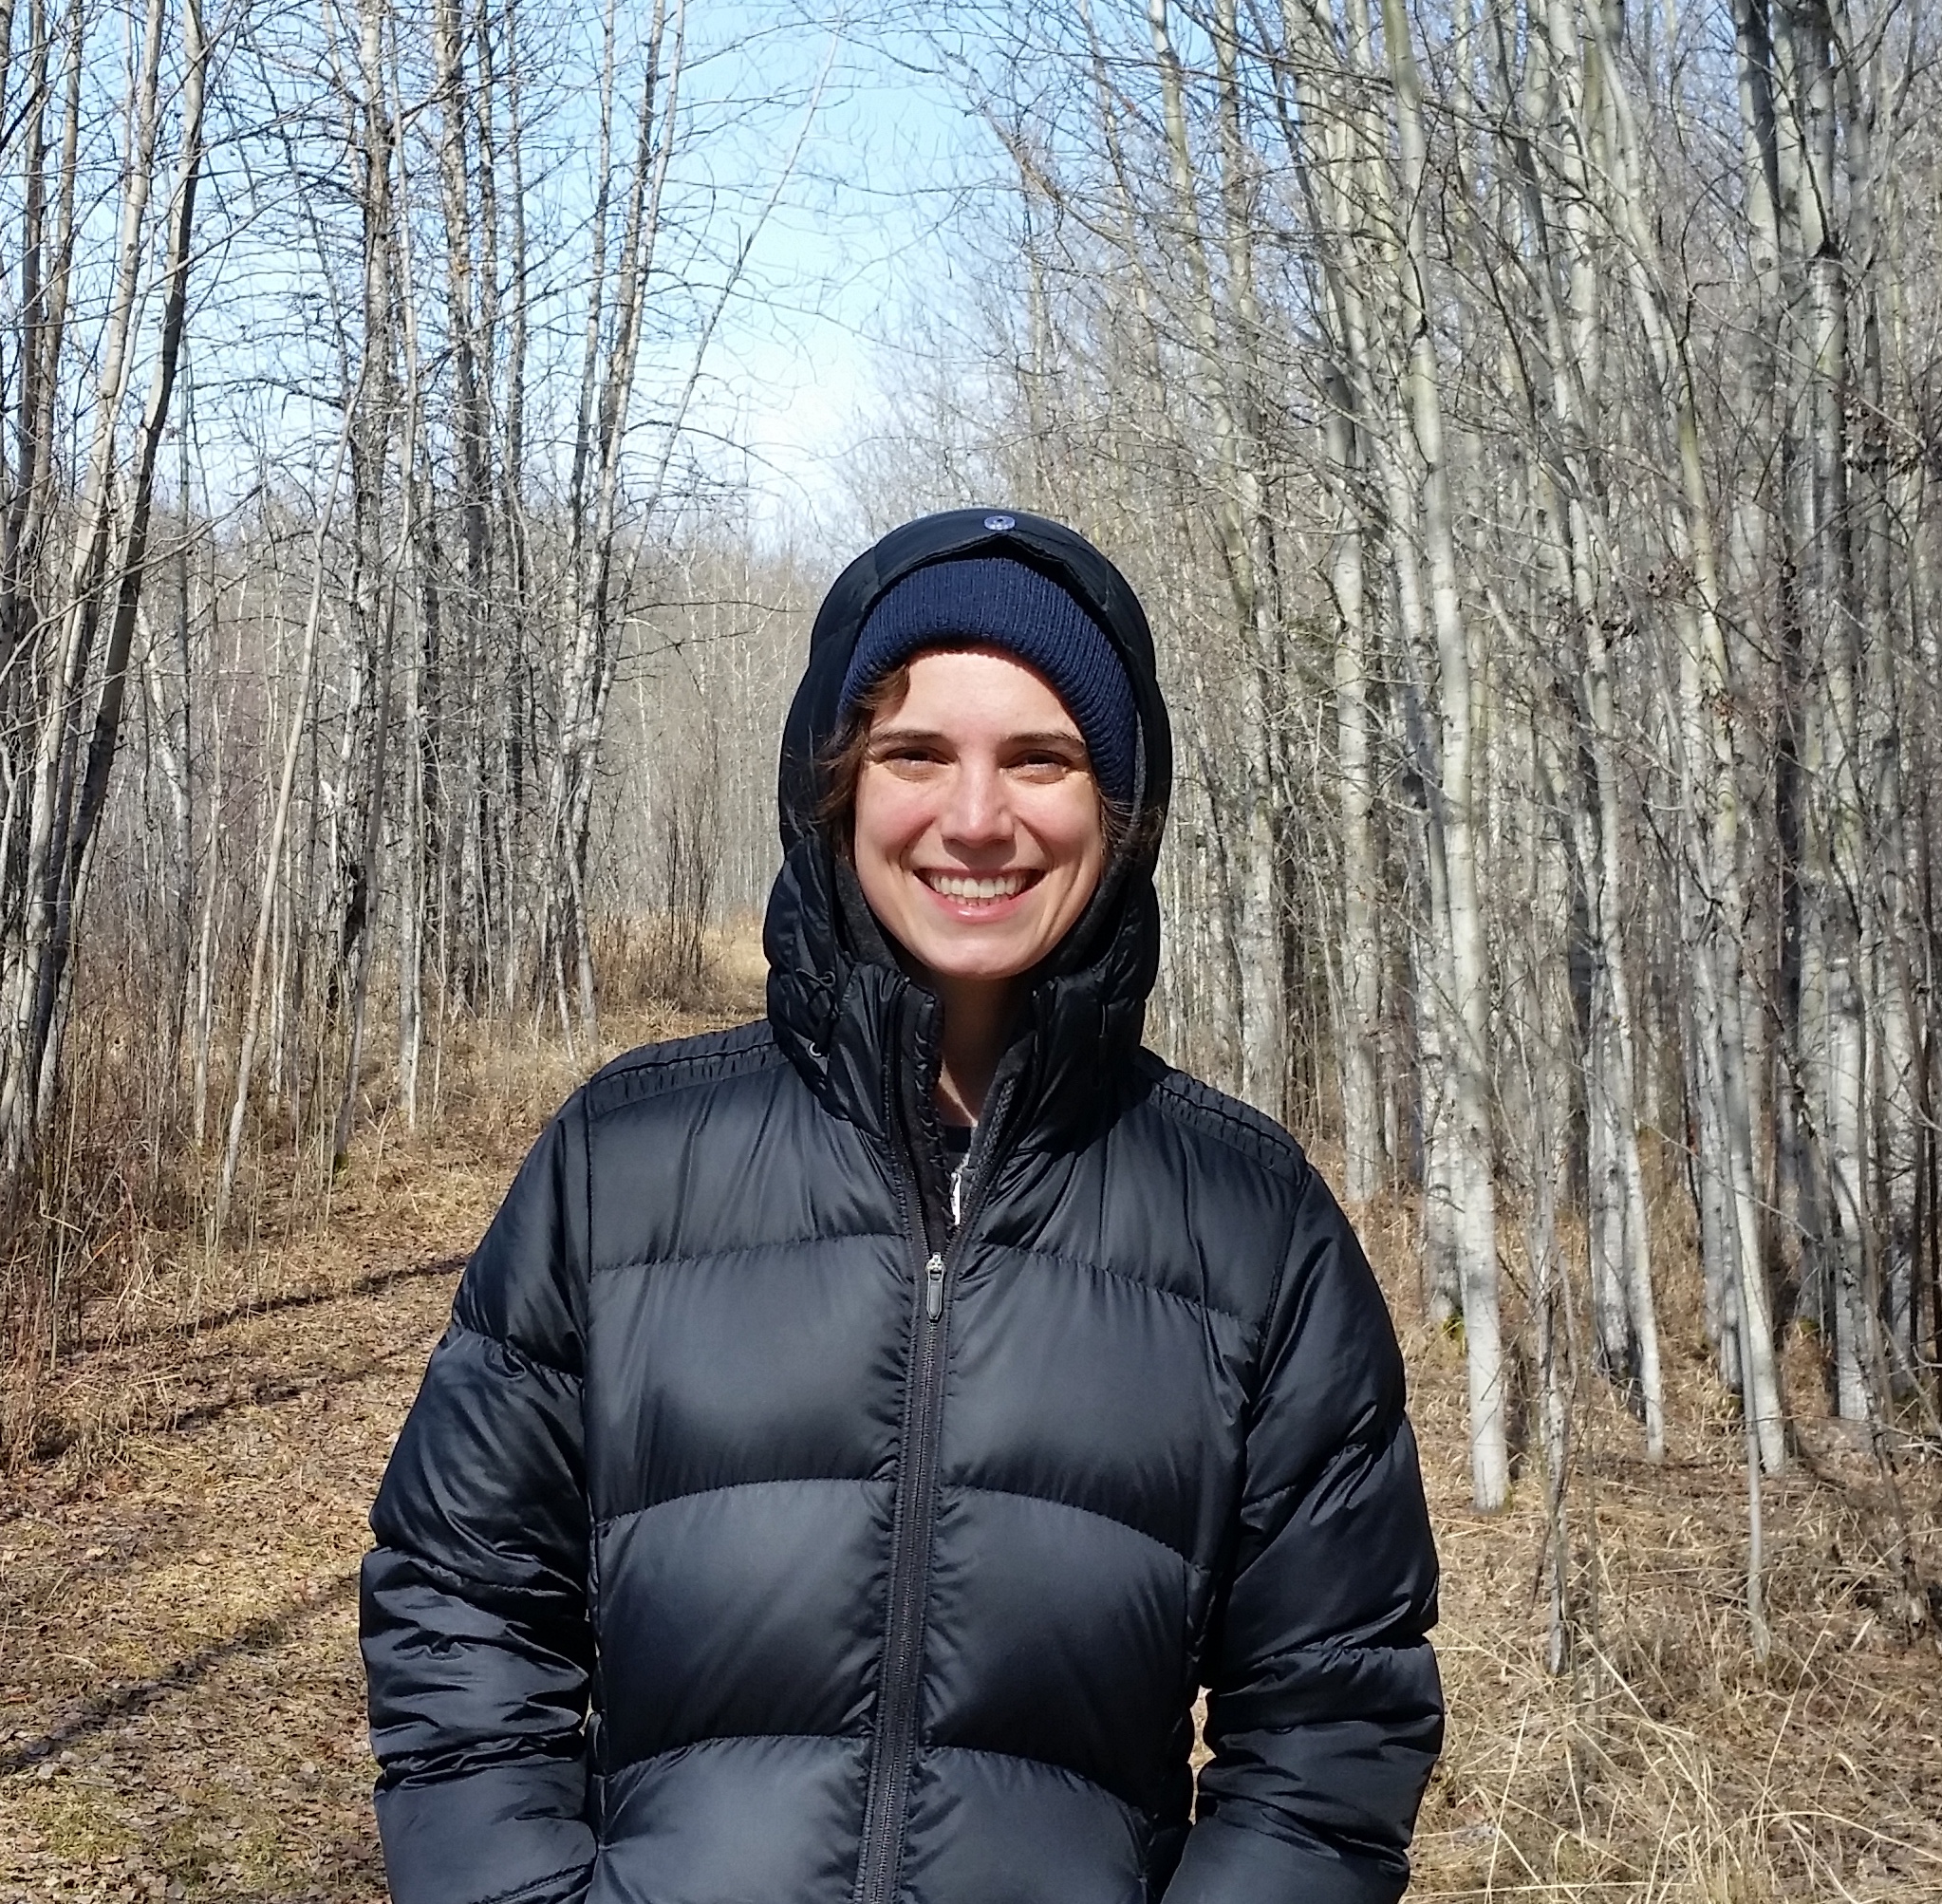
[763,834,1159,1155]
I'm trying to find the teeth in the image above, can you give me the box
[929,871,1031,901]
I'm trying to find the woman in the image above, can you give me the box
[361,509,1443,1904]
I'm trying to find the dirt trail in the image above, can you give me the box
[3,1022,1939,1900]
[0,1227,481,1899]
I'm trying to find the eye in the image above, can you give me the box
[869,740,946,775]
[1009,746,1088,779]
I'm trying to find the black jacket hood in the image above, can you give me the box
[775,508,1173,849]
[764,510,1173,1151]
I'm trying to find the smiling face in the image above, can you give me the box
[850,646,1108,996]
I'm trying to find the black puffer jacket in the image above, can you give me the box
[361,510,1443,1904]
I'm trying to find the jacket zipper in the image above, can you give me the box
[853,1087,1014,1904]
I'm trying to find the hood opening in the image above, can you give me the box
[776,509,1172,871]
[764,510,1172,1108]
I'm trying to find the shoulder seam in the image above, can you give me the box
[593,1017,772,1073]
[582,1021,784,1120]
[1145,1068,1310,1185]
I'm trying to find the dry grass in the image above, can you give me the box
[3,991,1939,1900]
[1351,1179,1942,1904]
[0,921,770,1481]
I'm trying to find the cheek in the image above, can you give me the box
[851,775,927,867]
[1035,797,1107,909]
[1066,844,1107,910]
[1050,793,1108,867]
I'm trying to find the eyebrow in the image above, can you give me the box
[868,727,1087,750]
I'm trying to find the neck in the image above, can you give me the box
[932,976,1021,1126]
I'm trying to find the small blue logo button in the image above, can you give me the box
[983,513,1016,532]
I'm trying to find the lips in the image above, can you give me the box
[921,869,1042,903]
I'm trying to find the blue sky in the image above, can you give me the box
[675,11,991,539]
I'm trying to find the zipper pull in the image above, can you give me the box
[924,1253,945,1321]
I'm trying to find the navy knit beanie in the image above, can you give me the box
[837,557,1138,808]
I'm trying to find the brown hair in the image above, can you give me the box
[814,657,1138,860]
[816,663,912,841]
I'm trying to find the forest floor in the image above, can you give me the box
[2,983,1939,1901]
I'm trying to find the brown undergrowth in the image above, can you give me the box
[3,1009,1939,1900]
[0,920,772,1478]
[1359,1178,1942,1903]
[0,953,766,1904]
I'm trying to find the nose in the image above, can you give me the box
[940,756,1011,853]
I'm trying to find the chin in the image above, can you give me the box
[909,936,1044,984]
[922,954,1033,987]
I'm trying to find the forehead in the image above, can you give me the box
[871,645,1082,734]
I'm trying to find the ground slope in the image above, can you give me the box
[2,1026,1938,1901]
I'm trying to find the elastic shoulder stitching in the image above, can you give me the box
[1146,1068,1310,1186]
[582,1021,783,1119]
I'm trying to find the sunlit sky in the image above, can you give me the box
[143,6,1005,549]
[671,13,992,542]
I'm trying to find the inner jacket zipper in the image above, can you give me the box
[852,1085,1014,1904]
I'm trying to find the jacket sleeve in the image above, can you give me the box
[360,1100,597,1904]
[1164,1169,1444,1904]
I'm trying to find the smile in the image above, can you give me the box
[921,869,1041,902]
